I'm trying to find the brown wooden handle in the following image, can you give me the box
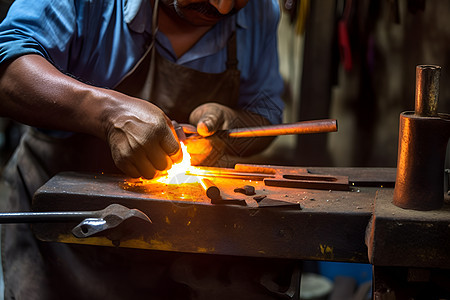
[227,119,338,138]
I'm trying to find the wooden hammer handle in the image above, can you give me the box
[227,119,338,138]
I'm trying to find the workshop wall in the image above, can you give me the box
[274,0,450,168]
[254,1,306,166]
[328,0,450,167]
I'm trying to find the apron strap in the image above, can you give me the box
[226,31,238,70]
[152,0,159,38]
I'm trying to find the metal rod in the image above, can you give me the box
[187,169,273,181]
[200,178,221,201]
[227,119,338,138]
[0,204,151,225]
[415,65,441,117]
[0,211,97,223]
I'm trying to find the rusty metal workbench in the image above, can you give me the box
[31,166,450,298]
[31,167,397,264]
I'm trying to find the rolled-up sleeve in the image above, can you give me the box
[0,0,75,69]
[237,0,284,125]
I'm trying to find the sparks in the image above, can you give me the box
[156,142,200,184]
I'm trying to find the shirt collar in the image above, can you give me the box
[124,0,249,63]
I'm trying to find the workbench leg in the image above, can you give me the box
[263,260,302,299]
[373,266,450,299]
[291,260,302,300]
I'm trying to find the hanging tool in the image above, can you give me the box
[296,0,310,35]
[338,0,353,71]
[0,204,152,238]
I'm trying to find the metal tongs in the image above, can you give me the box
[0,204,151,238]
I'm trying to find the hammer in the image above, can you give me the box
[175,119,338,139]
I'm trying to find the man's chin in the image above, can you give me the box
[175,8,226,26]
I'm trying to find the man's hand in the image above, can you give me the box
[189,102,235,137]
[105,98,182,179]
[187,103,233,165]
[188,102,275,164]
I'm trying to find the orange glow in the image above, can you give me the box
[156,142,201,185]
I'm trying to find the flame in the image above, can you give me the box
[156,142,200,184]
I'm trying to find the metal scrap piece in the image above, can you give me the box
[234,185,256,196]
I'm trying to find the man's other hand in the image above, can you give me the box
[188,102,236,137]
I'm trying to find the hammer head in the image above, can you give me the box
[72,204,151,238]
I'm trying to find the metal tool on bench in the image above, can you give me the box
[195,164,347,210]
[0,204,151,238]
[393,65,450,210]
[188,164,350,191]
[198,177,301,209]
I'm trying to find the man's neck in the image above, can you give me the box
[157,3,213,58]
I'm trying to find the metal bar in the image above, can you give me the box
[0,211,97,223]
[200,178,221,201]
[227,119,338,138]
[415,65,441,117]
[0,204,151,228]
[186,167,274,181]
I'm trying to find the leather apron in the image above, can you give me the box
[0,2,297,299]
[114,0,240,122]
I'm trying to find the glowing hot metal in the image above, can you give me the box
[156,142,201,185]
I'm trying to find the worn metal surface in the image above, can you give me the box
[31,167,389,263]
[368,189,450,269]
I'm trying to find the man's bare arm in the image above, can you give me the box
[0,54,181,178]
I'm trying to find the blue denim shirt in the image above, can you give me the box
[0,0,284,125]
